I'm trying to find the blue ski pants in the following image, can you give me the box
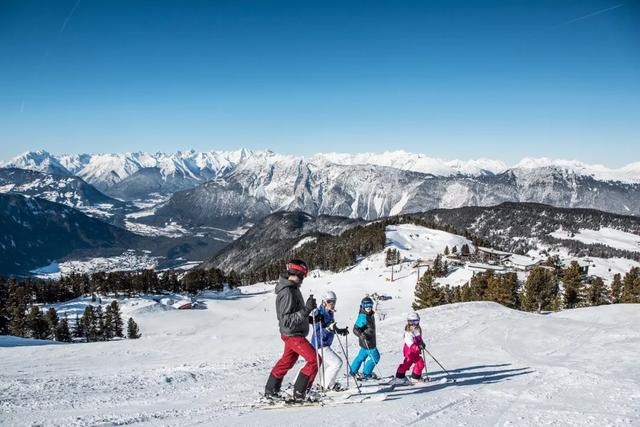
[350,347,380,377]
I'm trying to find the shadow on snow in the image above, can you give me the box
[383,364,534,400]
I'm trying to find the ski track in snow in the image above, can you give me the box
[1,225,639,426]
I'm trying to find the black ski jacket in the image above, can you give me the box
[353,308,376,349]
[275,276,310,337]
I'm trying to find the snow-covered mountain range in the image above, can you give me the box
[3,149,640,229]
[2,149,250,193]
[0,168,125,220]
[4,149,640,189]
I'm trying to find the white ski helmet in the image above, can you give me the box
[322,291,337,302]
[407,312,420,322]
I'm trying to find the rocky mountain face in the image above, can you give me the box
[0,193,137,274]
[0,168,122,208]
[200,211,364,273]
[147,157,640,230]
[5,150,639,209]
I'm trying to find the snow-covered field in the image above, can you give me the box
[2,225,639,426]
[31,250,162,279]
[124,220,190,238]
[550,227,640,252]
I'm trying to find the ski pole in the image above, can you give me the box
[336,334,361,393]
[421,349,430,382]
[423,348,456,382]
[320,336,326,390]
[345,334,351,389]
[310,302,323,391]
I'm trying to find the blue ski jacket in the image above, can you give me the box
[310,305,335,349]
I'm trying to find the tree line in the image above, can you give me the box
[414,261,640,312]
[2,295,141,343]
[0,266,239,339]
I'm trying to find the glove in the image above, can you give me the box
[304,295,317,314]
[309,311,323,324]
[335,326,349,336]
[418,341,426,351]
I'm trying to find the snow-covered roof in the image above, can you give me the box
[478,247,512,256]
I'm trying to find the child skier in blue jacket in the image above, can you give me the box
[310,291,349,391]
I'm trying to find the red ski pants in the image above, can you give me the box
[396,344,425,377]
[271,335,320,383]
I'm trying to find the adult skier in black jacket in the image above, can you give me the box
[264,259,319,401]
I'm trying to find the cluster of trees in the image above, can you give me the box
[413,270,519,310]
[0,266,240,341]
[430,254,449,278]
[0,267,237,309]
[414,262,640,313]
[444,244,471,257]
[385,249,401,267]
[244,222,388,284]
[1,289,141,343]
[71,301,140,342]
[7,305,73,342]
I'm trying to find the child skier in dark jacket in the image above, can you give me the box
[350,296,380,380]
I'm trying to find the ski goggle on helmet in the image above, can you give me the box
[286,259,309,278]
[361,297,374,309]
[407,312,420,324]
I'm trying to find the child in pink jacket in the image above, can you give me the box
[394,311,426,384]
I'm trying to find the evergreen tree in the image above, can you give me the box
[46,307,59,339]
[73,313,84,339]
[95,306,105,341]
[55,316,72,342]
[522,267,557,313]
[610,273,623,304]
[444,246,450,256]
[385,249,393,267]
[27,306,50,339]
[468,272,490,301]
[82,306,96,342]
[485,273,519,308]
[413,272,444,310]
[7,286,28,337]
[587,276,608,306]
[461,244,470,256]
[0,276,9,335]
[452,286,462,303]
[432,255,444,278]
[621,267,640,303]
[452,246,458,254]
[562,261,585,309]
[110,301,124,338]
[127,317,141,339]
[103,305,114,340]
[8,305,27,337]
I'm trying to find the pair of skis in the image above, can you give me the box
[253,383,388,410]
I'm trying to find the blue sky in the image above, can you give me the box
[0,1,638,166]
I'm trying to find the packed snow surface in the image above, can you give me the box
[2,226,639,426]
[550,227,640,252]
[385,224,473,260]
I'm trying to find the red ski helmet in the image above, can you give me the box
[286,259,309,278]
